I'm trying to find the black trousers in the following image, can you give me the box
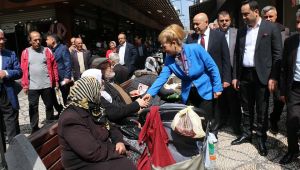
[240,68,269,139]
[0,87,10,169]
[28,87,54,131]
[269,88,285,124]
[188,87,214,132]
[286,82,300,153]
[218,86,242,134]
[52,84,70,113]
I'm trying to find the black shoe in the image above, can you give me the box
[257,138,268,156]
[231,135,252,145]
[279,152,299,164]
[270,121,279,134]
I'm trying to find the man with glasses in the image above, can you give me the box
[20,31,59,133]
[261,5,290,134]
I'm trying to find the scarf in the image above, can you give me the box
[64,77,109,129]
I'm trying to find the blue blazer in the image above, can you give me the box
[1,49,22,110]
[147,44,222,103]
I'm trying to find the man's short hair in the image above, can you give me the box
[241,0,260,12]
[108,53,120,63]
[47,33,60,43]
[27,31,41,42]
[218,10,231,19]
[261,5,277,16]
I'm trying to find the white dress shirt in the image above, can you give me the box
[243,18,262,67]
[225,29,230,47]
[197,27,210,51]
[118,42,126,65]
[294,38,300,81]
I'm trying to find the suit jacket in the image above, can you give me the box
[118,42,137,75]
[147,44,222,103]
[135,44,148,70]
[186,29,231,83]
[1,49,22,110]
[70,49,91,80]
[280,33,299,96]
[113,64,129,85]
[233,19,282,85]
[227,28,238,67]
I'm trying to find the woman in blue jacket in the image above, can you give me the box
[143,24,222,117]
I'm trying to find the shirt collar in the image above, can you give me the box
[203,27,210,36]
[247,17,262,29]
[121,42,127,47]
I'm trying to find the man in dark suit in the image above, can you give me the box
[217,10,242,135]
[279,9,300,164]
[186,12,231,136]
[108,52,129,84]
[261,5,290,134]
[231,0,282,157]
[117,33,137,76]
[134,36,148,70]
[70,37,91,80]
[0,29,22,144]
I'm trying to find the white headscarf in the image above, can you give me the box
[81,69,113,103]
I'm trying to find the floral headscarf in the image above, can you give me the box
[65,76,109,128]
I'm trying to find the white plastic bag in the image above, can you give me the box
[171,106,205,138]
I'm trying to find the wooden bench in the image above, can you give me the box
[28,121,63,170]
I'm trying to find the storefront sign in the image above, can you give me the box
[0,23,15,33]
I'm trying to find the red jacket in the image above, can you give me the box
[137,106,175,170]
[21,47,59,89]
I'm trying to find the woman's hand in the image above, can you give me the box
[115,142,126,155]
[214,92,222,99]
[142,94,152,102]
[136,98,149,108]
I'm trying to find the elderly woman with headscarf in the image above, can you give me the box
[93,60,149,125]
[58,76,136,170]
[105,41,117,58]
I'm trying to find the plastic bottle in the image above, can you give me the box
[206,133,217,169]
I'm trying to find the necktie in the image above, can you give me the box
[200,34,205,49]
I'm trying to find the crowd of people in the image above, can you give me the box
[0,0,300,169]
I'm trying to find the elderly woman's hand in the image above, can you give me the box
[115,142,126,155]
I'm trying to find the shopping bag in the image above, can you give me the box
[55,87,64,106]
[171,106,205,138]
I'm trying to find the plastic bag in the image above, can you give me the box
[171,106,205,138]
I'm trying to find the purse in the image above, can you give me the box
[120,125,140,140]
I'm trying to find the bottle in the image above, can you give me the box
[206,133,217,169]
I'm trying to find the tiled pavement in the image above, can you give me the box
[17,91,300,169]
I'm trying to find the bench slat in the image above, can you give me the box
[29,122,58,148]
[42,146,62,168]
[36,135,60,158]
[49,158,64,170]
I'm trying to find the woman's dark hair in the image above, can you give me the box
[241,0,259,12]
